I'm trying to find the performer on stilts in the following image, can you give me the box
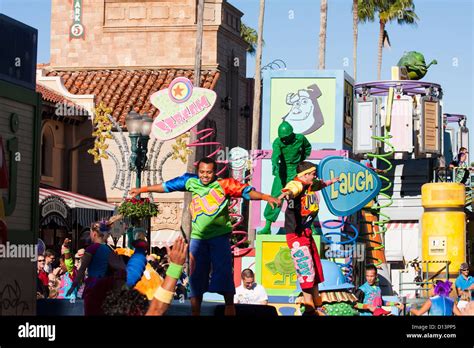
[278,161,339,315]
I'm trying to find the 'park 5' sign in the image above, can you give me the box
[150,77,217,140]
[319,156,381,216]
[70,0,85,39]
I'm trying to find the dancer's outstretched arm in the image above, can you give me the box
[129,184,165,196]
[248,190,280,209]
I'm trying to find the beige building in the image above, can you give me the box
[38,0,252,246]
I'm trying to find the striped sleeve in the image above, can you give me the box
[219,178,255,199]
[163,173,197,192]
[282,180,303,197]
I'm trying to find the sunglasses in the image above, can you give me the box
[38,260,45,262]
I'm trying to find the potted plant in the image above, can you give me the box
[118,197,158,220]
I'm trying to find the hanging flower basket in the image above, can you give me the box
[118,197,158,219]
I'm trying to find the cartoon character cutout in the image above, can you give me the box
[283,84,324,135]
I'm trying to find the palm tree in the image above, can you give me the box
[353,0,377,80]
[375,0,418,80]
[241,23,261,56]
[182,0,205,239]
[352,0,358,80]
[249,0,265,238]
[250,0,265,152]
[318,0,328,69]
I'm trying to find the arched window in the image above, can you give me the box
[41,126,54,177]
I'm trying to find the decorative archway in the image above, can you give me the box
[39,195,72,248]
[40,124,55,178]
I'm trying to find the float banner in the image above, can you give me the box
[319,156,381,216]
[150,77,217,140]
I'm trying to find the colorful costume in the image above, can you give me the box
[260,122,311,234]
[354,281,398,316]
[115,241,164,300]
[282,176,330,289]
[428,281,455,316]
[163,173,254,297]
[57,270,77,300]
[83,243,115,315]
[57,258,77,300]
[406,280,455,316]
[428,296,454,316]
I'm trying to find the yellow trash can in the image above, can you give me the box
[421,183,466,278]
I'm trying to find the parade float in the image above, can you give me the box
[240,52,472,314]
[82,51,472,315]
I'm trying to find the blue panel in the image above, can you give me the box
[319,156,382,216]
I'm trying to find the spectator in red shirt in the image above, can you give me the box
[37,255,49,298]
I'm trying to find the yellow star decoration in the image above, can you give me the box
[171,133,193,163]
[88,102,114,163]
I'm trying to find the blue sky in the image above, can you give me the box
[229,0,474,151]
[228,0,474,125]
[1,0,473,144]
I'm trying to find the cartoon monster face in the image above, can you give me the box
[283,84,324,135]
[286,96,314,122]
[265,247,296,276]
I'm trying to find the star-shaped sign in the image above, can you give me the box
[173,85,184,97]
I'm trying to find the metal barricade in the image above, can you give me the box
[399,259,451,299]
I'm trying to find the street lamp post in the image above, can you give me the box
[125,111,153,249]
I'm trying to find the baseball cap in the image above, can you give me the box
[460,263,469,271]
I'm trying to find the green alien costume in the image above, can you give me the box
[258,122,312,235]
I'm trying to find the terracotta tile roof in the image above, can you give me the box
[37,63,51,69]
[36,83,89,115]
[43,69,220,126]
